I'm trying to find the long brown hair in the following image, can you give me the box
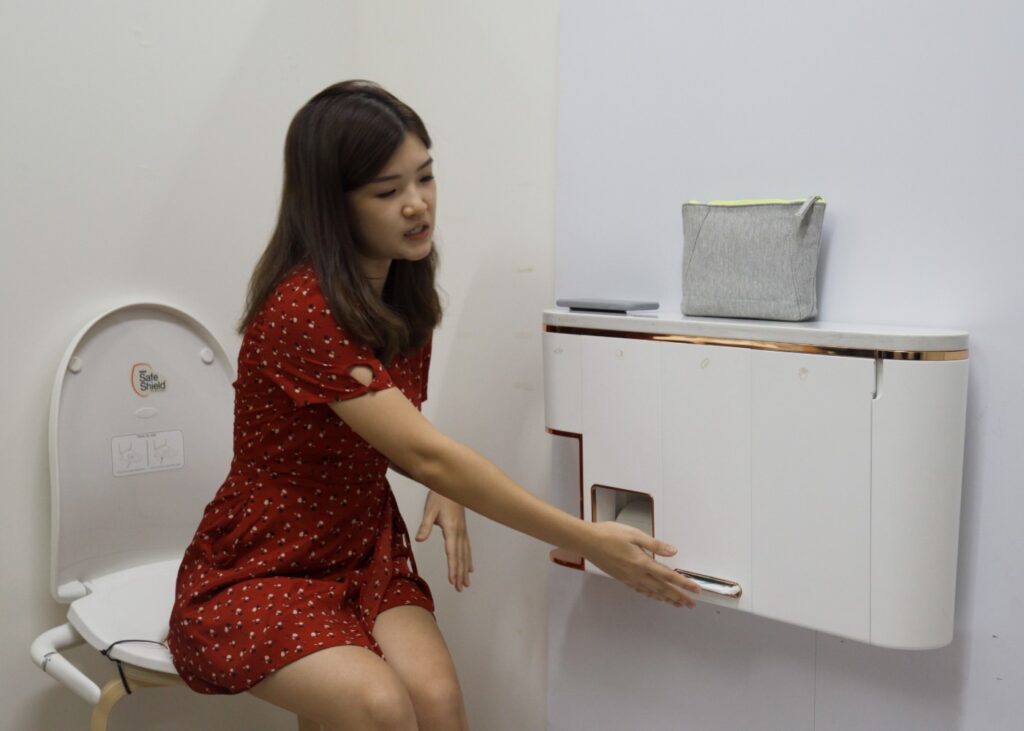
[240,80,442,364]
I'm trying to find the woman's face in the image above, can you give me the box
[347,132,436,279]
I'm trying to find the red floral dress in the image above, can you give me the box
[168,263,434,694]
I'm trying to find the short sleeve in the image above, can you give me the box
[254,270,394,406]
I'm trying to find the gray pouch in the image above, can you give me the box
[681,197,825,321]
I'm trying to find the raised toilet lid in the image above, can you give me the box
[50,303,234,603]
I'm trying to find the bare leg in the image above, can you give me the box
[373,606,469,731]
[249,645,418,731]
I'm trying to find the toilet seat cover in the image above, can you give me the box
[67,559,180,674]
[49,303,235,602]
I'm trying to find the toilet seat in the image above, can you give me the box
[32,301,234,704]
[32,301,323,729]
[67,559,180,675]
[29,302,331,730]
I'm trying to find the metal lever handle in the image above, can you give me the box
[674,569,742,598]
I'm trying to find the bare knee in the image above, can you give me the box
[409,676,467,730]
[250,648,418,731]
[357,680,418,731]
[423,677,465,717]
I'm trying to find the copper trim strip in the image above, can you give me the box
[544,325,968,361]
[546,429,585,521]
[550,547,585,571]
[546,428,581,439]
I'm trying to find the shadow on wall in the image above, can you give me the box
[410,245,551,729]
[551,569,968,730]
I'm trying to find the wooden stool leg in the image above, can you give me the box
[90,677,128,731]
[89,664,308,730]
[90,665,184,731]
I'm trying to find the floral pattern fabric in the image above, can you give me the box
[168,264,434,694]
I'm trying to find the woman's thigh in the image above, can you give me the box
[249,644,417,730]
[372,605,468,731]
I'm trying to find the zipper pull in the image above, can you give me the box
[796,195,820,220]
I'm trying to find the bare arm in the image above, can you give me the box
[388,462,414,480]
[332,367,700,606]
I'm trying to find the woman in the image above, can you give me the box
[168,80,700,731]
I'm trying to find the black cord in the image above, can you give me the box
[100,639,168,695]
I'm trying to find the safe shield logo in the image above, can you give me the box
[131,362,167,397]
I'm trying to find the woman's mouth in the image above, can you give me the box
[404,223,431,241]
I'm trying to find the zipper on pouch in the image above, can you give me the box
[687,196,822,221]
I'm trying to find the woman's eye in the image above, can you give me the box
[375,190,397,199]
[420,174,435,183]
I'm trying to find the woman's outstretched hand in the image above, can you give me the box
[416,490,474,591]
[581,522,702,608]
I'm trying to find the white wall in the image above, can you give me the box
[549,1,1023,729]
[1,1,558,729]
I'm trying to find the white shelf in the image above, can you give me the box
[544,309,968,353]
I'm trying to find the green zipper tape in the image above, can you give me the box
[686,196,824,219]
[686,198,826,205]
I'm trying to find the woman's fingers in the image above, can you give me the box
[635,581,686,607]
[457,532,468,591]
[416,508,436,541]
[656,563,703,597]
[581,521,701,607]
[447,541,457,588]
[587,522,703,608]
[425,491,472,592]
[461,534,472,589]
[633,532,702,601]
[444,525,460,590]
[642,572,697,608]
[633,571,684,606]
[441,520,473,591]
[650,538,678,558]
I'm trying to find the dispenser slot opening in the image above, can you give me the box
[592,484,654,537]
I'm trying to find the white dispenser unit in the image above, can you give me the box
[543,309,969,650]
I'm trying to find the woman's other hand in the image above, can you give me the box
[416,491,474,591]
[582,522,701,608]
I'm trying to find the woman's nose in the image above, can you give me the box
[402,196,428,217]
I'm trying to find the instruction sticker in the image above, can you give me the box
[112,430,184,477]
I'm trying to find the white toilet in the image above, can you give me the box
[29,302,319,730]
